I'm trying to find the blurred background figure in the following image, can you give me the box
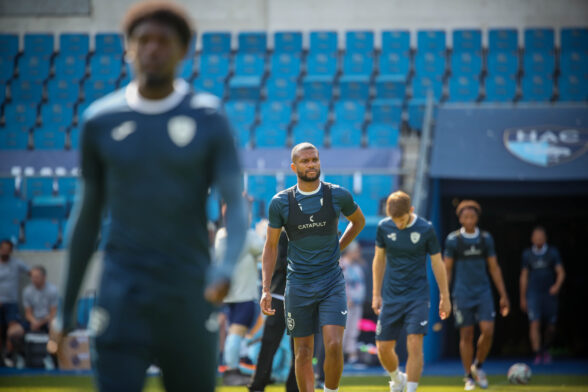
[0,239,30,368]
[23,265,58,334]
[341,241,366,365]
[520,226,565,365]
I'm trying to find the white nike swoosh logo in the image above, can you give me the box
[420,320,428,326]
[341,310,348,315]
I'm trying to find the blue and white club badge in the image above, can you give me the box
[410,232,420,244]
[503,126,588,167]
[168,115,196,147]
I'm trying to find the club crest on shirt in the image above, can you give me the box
[287,312,295,331]
[410,232,421,244]
[168,115,196,147]
[88,306,110,337]
[387,233,397,241]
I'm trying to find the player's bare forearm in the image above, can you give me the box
[487,256,508,298]
[371,247,386,297]
[552,264,565,293]
[431,253,450,298]
[519,268,528,302]
[339,207,365,251]
[261,227,282,292]
[444,256,454,287]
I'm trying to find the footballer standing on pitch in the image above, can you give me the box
[49,2,247,392]
[260,143,365,392]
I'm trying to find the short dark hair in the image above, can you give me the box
[456,200,482,217]
[122,1,193,48]
[386,191,411,218]
[0,239,13,250]
[32,265,47,276]
[532,226,547,235]
[291,142,318,162]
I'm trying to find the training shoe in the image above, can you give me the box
[534,353,542,365]
[389,371,407,392]
[223,369,251,386]
[543,352,552,364]
[470,364,488,389]
[464,377,476,391]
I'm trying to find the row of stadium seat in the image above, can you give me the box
[2,28,587,56]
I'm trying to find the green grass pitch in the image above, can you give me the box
[1,375,587,391]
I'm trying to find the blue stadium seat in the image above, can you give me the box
[523,51,555,76]
[521,74,553,102]
[489,29,518,52]
[54,54,87,82]
[0,128,29,150]
[59,33,89,55]
[228,76,262,100]
[199,54,231,77]
[270,53,301,77]
[560,50,588,75]
[47,78,80,103]
[0,198,27,223]
[334,100,365,125]
[224,101,256,125]
[484,74,517,102]
[0,34,19,57]
[323,174,353,192]
[238,32,267,54]
[292,122,325,147]
[260,100,292,126]
[266,75,297,101]
[451,51,482,76]
[524,28,554,52]
[3,102,37,132]
[82,78,117,103]
[338,77,370,100]
[24,177,54,198]
[40,102,74,131]
[0,82,5,103]
[231,122,251,148]
[346,31,374,54]
[382,30,410,54]
[0,56,15,83]
[177,58,195,80]
[448,75,480,102]
[17,55,51,81]
[89,54,123,81]
[283,175,298,189]
[378,52,410,78]
[57,177,78,201]
[561,28,588,52]
[21,219,60,250]
[95,33,124,55]
[234,53,265,77]
[414,51,446,77]
[356,175,395,215]
[375,75,406,100]
[10,79,43,103]
[559,73,588,102]
[0,177,18,199]
[302,78,334,101]
[206,188,220,223]
[24,34,54,56]
[310,31,338,54]
[371,99,403,127]
[306,52,338,80]
[411,75,443,101]
[329,122,361,147]
[407,99,429,130]
[202,32,231,54]
[274,32,303,53]
[417,30,446,52]
[30,195,67,219]
[487,51,519,76]
[254,122,288,147]
[366,123,399,147]
[452,29,482,52]
[342,52,373,76]
[296,100,329,125]
[0,220,20,244]
[247,175,278,207]
[193,75,225,98]
[68,126,80,149]
[76,101,91,120]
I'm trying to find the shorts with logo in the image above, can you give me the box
[453,291,495,328]
[527,292,558,324]
[284,274,347,337]
[375,300,430,341]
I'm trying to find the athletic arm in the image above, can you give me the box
[550,264,565,295]
[444,256,454,287]
[339,206,365,251]
[519,267,529,312]
[260,226,282,316]
[487,256,510,316]
[371,246,386,315]
[430,252,451,319]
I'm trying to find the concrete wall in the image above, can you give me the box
[1,0,587,49]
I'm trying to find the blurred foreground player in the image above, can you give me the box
[372,191,450,392]
[261,143,365,392]
[520,226,565,365]
[49,2,247,391]
[444,200,510,390]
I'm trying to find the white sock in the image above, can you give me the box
[389,369,399,381]
[407,381,418,392]
[324,387,338,392]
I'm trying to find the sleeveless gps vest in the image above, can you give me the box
[284,182,338,241]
